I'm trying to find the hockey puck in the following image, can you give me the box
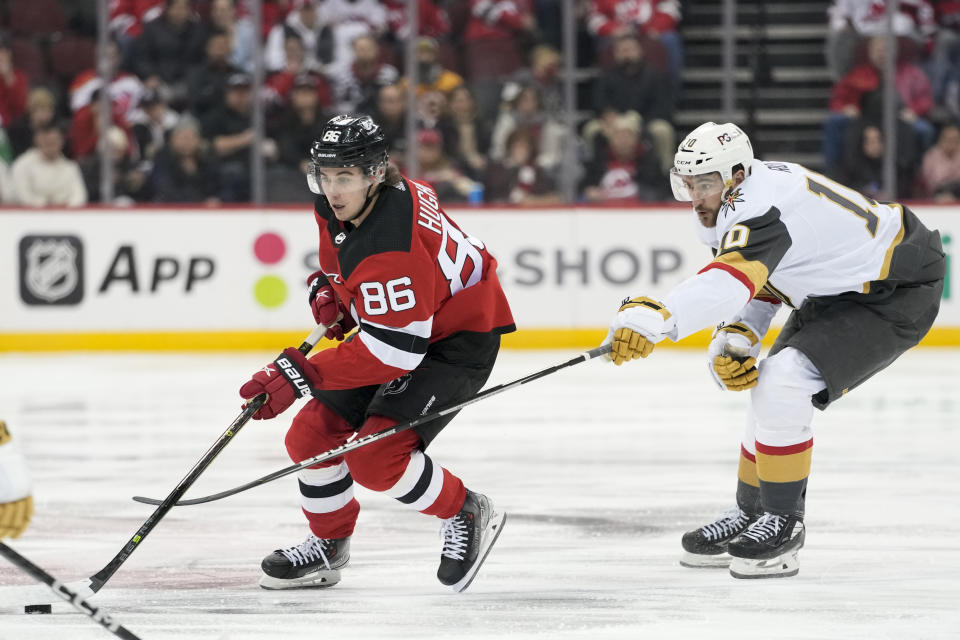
[24,604,52,614]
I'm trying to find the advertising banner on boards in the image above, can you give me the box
[1,206,955,347]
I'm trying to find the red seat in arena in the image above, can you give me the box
[49,35,97,83]
[9,37,47,83]
[8,0,67,36]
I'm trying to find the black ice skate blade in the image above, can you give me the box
[450,510,507,593]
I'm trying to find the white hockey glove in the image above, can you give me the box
[603,296,673,365]
[707,322,761,391]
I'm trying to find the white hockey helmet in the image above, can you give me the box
[670,122,754,201]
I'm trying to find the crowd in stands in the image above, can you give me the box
[1,0,959,207]
[824,0,960,200]
[0,0,682,206]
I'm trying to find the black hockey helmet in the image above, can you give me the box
[307,114,388,195]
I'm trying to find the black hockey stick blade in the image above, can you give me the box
[0,542,142,640]
[132,343,612,507]
[87,324,328,594]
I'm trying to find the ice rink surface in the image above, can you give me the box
[0,347,958,640]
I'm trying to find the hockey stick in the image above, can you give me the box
[0,542,142,640]
[132,343,612,507]
[84,324,328,594]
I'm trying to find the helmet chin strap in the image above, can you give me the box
[343,181,380,224]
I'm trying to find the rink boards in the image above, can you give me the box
[1,205,957,350]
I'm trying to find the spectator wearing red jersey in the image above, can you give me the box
[69,39,146,125]
[69,89,136,160]
[585,0,683,81]
[383,0,450,39]
[823,34,934,177]
[463,0,536,80]
[580,111,664,202]
[826,0,936,80]
[109,0,164,61]
[0,37,30,128]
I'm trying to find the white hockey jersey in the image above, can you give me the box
[663,160,908,340]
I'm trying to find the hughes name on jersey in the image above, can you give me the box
[664,160,936,339]
[307,176,515,389]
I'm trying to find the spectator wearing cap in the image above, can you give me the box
[0,35,29,128]
[208,0,257,73]
[132,0,206,106]
[592,32,676,172]
[150,114,221,204]
[447,85,491,180]
[264,34,332,111]
[69,39,146,126]
[186,28,243,120]
[397,37,463,97]
[580,110,665,202]
[414,127,475,202]
[264,0,334,73]
[484,126,560,205]
[7,88,60,157]
[10,125,87,207]
[130,88,179,164]
[201,72,278,201]
[329,34,398,114]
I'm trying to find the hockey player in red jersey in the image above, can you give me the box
[605,122,944,579]
[239,115,514,592]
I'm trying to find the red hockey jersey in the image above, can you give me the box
[307,176,515,390]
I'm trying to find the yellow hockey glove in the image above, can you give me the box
[708,322,760,391]
[606,297,672,366]
[0,495,34,539]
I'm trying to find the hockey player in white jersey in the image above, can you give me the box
[605,122,944,578]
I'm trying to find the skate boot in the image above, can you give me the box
[437,489,506,592]
[259,534,350,589]
[728,512,805,579]
[680,507,757,568]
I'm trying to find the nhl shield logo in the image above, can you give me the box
[334,232,347,245]
[19,235,84,305]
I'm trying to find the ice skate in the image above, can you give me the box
[259,534,350,589]
[437,489,506,593]
[728,513,804,579]
[680,507,757,568]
